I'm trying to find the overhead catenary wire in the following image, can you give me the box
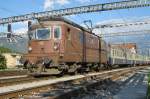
[101,30,150,37]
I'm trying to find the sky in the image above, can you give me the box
[0,0,150,53]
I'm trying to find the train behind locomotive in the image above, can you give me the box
[23,17,150,75]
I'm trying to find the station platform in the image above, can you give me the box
[113,69,149,99]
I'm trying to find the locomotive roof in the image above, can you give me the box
[38,17,101,38]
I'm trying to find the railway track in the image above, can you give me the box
[0,76,35,87]
[0,68,125,87]
[0,69,27,77]
[0,75,58,87]
[0,66,148,99]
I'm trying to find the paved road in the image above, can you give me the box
[113,69,149,99]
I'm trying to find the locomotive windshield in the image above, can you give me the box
[36,28,51,40]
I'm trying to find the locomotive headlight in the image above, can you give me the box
[54,45,58,50]
[53,42,59,50]
[28,47,32,51]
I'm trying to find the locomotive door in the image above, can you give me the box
[82,30,86,64]
[99,37,101,65]
[53,26,64,55]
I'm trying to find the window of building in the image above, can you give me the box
[112,49,115,56]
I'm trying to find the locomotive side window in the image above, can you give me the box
[36,28,51,40]
[67,28,71,40]
[79,32,83,44]
[54,26,61,39]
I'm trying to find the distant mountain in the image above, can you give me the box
[0,37,28,54]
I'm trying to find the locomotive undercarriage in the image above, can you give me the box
[24,59,108,76]
[23,53,109,76]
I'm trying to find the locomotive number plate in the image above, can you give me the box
[39,41,44,45]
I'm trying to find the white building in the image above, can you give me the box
[2,53,22,68]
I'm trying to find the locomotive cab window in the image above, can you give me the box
[54,26,61,39]
[36,28,51,40]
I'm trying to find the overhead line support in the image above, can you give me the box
[0,0,150,24]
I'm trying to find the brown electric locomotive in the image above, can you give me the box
[23,17,108,75]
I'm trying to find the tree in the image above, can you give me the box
[0,54,7,69]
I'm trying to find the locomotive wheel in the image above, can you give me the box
[36,63,45,73]
[69,69,78,75]
[57,69,66,77]
[92,64,100,72]
[68,64,79,74]
[95,66,101,72]
[26,63,35,73]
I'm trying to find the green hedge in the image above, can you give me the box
[0,47,12,70]
[0,47,12,53]
[0,54,7,69]
[147,73,150,99]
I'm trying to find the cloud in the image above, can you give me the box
[96,16,150,25]
[13,21,28,26]
[44,0,54,11]
[76,0,96,3]
[0,21,28,35]
[43,0,96,11]
[93,17,150,49]
[43,0,69,11]
[13,21,28,35]
[56,0,69,5]
[14,28,27,34]
[95,17,150,34]
[96,19,125,25]
[64,15,76,20]
[13,27,28,38]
